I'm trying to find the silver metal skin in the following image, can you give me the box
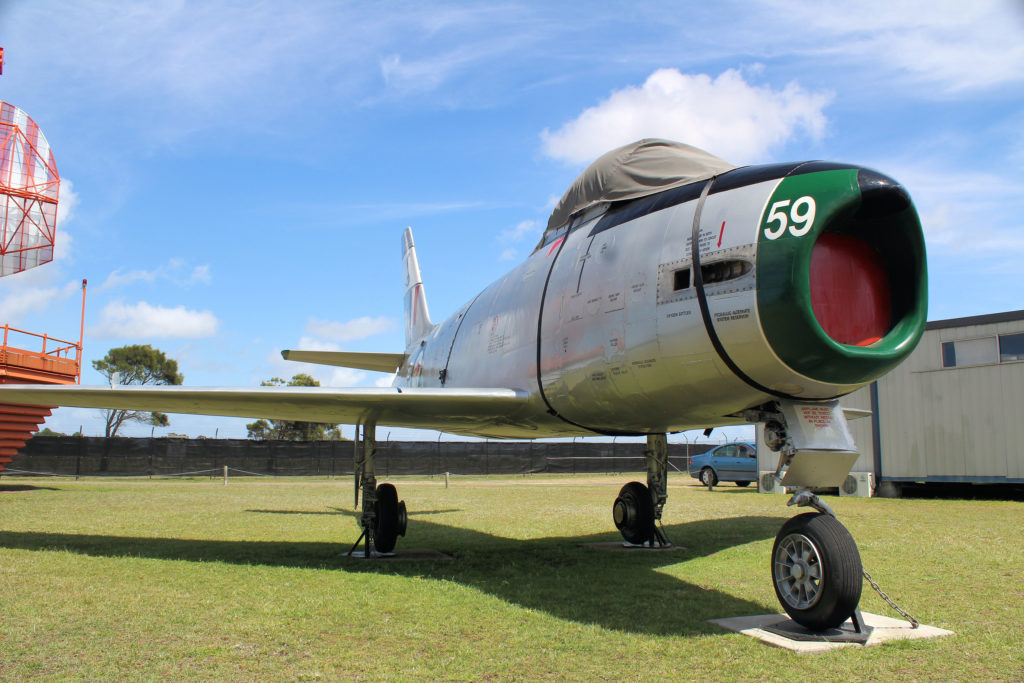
[395,174,862,439]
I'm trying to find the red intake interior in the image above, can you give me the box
[810,233,891,346]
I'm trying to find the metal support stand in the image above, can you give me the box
[761,609,873,645]
[644,433,672,547]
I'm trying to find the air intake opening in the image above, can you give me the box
[810,232,891,346]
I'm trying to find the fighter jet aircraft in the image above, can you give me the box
[0,139,927,631]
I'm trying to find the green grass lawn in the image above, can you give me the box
[0,474,1021,681]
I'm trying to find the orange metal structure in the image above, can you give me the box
[0,281,86,471]
[0,60,78,471]
[1,100,60,277]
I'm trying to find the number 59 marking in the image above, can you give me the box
[764,196,816,240]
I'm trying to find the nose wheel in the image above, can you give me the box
[771,512,862,630]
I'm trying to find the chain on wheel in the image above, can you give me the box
[863,568,919,628]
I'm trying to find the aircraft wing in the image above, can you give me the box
[281,350,407,373]
[0,384,532,432]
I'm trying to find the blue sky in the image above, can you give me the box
[1,1,1022,440]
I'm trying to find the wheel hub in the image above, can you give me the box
[774,532,823,609]
[613,499,632,527]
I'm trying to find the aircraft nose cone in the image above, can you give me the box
[756,165,928,387]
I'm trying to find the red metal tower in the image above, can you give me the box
[0,53,84,471]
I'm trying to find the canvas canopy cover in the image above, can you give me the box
[541,138,736,246]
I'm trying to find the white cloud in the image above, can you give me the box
[375,372,397,388]
[886,161,1024,256]
[56,176,79,226]
[496,220,540,261]
[99,259,212,291]
[188,265,211,285]
[777,0,1024,94]
[91,301,219,339]
[0,279,81,323]
[14,3,539,141]
[54,177,79,265]
[541,68,832,165]
[305,316,395,342]
[498,220,538,245]
[326,367,368,387]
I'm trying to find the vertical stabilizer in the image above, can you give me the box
[402,227,433,347]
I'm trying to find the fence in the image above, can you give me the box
[5,436,715,477]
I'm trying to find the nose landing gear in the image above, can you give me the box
[745,400,870,632]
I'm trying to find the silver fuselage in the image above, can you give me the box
[395,172,873,438]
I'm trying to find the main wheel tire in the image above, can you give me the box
[701,468,718,487]
[771,512,862,631]
[612,481,654,544]
[373,483,403,553]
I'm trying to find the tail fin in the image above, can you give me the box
[402,227,433,347]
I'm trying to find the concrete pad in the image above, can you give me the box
[343,548,453,561]
[709,612,954,653]
[581,541,687,552]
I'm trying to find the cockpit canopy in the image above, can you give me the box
[538,138,736,250]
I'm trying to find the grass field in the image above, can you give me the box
[0,474,1021,681]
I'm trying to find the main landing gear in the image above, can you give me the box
[612,434,672,547]
[350,423,407,556]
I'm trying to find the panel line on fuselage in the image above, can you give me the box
[689,175,799,403]
[574,235,595,295]
[440,292,483,386]
[532,217,630,436]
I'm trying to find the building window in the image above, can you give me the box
[942,333,1024,367]
[941,336,997,368]
[941,341,956,368]
[999,332,1024,362]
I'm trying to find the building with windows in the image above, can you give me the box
[758,309,1024,496]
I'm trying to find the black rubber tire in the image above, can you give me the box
[735,481,750,488]
[612,481,655,544]
[771,512,862,631]
[700,468,718,487]
[373,483,402,553]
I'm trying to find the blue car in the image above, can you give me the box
[688,442,757,487]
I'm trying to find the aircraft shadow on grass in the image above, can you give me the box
[0,484,60,493]
[0,513,781,636]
